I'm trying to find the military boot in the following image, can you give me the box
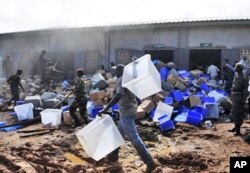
[228,126,235,132]
[234,125,241,136]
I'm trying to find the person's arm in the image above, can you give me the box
[18,78,25,92]
[98,93,122,115]
[7,76,11,85]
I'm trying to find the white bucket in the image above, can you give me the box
[76,114,125,161]
[40,109,62,126]
[153,101,173,122]
[14,103,34,121]
[122,54,161,100]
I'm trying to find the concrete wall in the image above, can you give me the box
[109,28,179,62]
[189,26,250,48]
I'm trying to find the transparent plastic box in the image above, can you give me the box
[122,54,161,100]
[76,114,125,161]
[14,103,34,121]
[40,109,62,126]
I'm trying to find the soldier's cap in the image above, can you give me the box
[235,63,244,70]
[17,69,23,74]
[76,68,84,75]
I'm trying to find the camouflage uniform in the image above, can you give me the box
[230,71,248,134]
[69,77,88,126]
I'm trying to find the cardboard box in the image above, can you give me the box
[96,70,106,75]
[189,96,202,107]
[167,74,179,86]
[105,73,113,79]
[139,100,155,113]
[152,93,164,103]
[196,77,207,85]
[63,111,72,125]
[136,106,147,120]
[175,81,186,91]
[108,79,117,88]
[190,70,203,79]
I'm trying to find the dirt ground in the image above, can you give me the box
[0,111,250,173]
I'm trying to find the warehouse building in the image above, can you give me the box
[0,19,250,77]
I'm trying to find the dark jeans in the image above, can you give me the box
[117,115,154,166]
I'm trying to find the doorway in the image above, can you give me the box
[189,49,221,72]
[144,50,174,63]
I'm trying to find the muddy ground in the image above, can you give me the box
[0,111,250,173]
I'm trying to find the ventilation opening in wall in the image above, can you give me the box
[144,50,174,64]
[189,49,221,72]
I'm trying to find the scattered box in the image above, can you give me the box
[152,93,164,103]
[196,77,207,85]
[136,106,147,120]
[63,111,72,125]
[190,70,203,78]
[167,74,179,86]
[139,100,155,113]
[188,95,201,107]
[175,81,186,91]
[105,73,113,79]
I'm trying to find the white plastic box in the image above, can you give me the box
[153,101,173,122]
[76,114,125,161]
[122,54,161,100]
[40,109,62,126]
[14,103,34,121]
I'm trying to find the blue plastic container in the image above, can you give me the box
[194,91,205,98]
[186,110,203,126]
[149,109,156,119]
[0,121,6,127]
[112,104,119,111]
[1,125,23,132]
[164,97,173,105]
[178,105,189,114]
[160,67,169,81]
[200,83,210,93]
[215,88,228,96]
[170,90,183,102]
[16,100,24,105]
[158,115,175,131]
[192,106,208,119]
[202,97,215,103]
[9,112,17,117]
[61,105,70,112]
[90,107,103,118]
[174,113,188,122]
[178,70,190,78]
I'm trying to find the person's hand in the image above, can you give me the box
[98,108,106,117]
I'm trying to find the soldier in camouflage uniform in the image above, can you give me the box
[69,69,88,127]
[228,63,249,136]
[7,69,25,106]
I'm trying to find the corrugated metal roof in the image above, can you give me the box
[1,18,250,35]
